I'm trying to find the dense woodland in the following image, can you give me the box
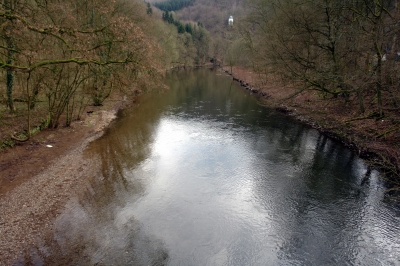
[1,0,399,178]
[0,0,162,132]
[241,0,400,115]
[0,0,211,143]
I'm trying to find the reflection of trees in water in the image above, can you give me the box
[20,97,170,265]
[31,68,240,265]
[62,101,169,263]
[23,208,169,265]
[165,68,269,124]
[249,126,381,264]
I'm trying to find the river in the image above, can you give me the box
[32,68,400,265]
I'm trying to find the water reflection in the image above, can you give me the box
[26,68,400,265]
[47,97,174,265]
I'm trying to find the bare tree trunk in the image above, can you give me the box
[5,0,15,112]
[26,73,31,139]
[376,54,383,117]
[357,87,365,113]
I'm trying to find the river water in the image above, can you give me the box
[39,69,400,265]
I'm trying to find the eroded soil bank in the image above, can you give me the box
[222,66,400,186]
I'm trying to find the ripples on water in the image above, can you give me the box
[24,69,400,265]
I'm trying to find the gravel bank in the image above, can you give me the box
[0,109,119,265]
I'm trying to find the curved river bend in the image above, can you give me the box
[33,69,400,265]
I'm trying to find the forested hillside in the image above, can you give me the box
[161,0,247,68]
[241,0,400,114]
[176,0,244,32]
[0,0,211,146]
[0,0,163,137]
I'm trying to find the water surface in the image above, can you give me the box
[35,69,400,265]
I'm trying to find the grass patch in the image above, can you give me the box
[0,138,15,150]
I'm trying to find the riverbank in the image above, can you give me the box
[222,66,400,186]
[0,65,399,263]
[0,96,133,265]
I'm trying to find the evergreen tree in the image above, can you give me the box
[146,3,153,15]
[185,23,193,34]
[154,0,195,12]
[168,13,174,24]
[178,24,185,33]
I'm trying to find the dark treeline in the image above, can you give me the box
[154,0,195,11]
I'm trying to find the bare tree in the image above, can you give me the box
[241,0,400,115]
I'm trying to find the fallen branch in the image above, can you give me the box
[376,125,400,139]
[345,111,380,123]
